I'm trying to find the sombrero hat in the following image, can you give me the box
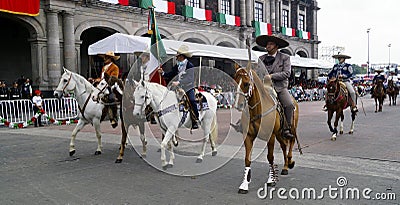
[255,35,289,49]
[170,45,193,58]
[375,68,384,73]
[332,53,351,59]
[99,51,120,60]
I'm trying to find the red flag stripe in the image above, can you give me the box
[235,16,240,26]
[0,0,40,16]
[205,10,212,21]
[167,2,175,14]
[118,0,129,6]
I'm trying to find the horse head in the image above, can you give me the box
[326,77,339,104]
[92,78,110,102]
[233,67,254,110]
[54,68,75,98]
[132,80,152,117]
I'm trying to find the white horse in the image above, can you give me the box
[132,81,218,169]
[54,69,110,156]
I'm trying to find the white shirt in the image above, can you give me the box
[388,75,398,82]
[32,95,43,107]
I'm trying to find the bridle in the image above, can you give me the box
[235,68,254,101]
[55,72,73,95]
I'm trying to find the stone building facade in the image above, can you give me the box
[0,0,319,91]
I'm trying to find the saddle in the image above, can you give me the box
[176,88,209,113]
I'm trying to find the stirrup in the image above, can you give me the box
[352,106,358,112]
[283,129,294,139]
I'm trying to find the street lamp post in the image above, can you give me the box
[367,28,370,77]
[388,43,391,68]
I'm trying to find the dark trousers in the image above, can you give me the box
[33,106,42,127]
[186,88,199,120]
[107,89,118,121]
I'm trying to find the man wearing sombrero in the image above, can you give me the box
[371,68,386,97]
[158,45,199,129]
[97,51,120,128]
[323,53,358,112]
[257,35,295,138]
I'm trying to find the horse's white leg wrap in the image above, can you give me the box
[267,164,278,186]
[161,131,173,167]
[168,141,174,166]
[340,121,344,133]
[70,120,85,152]
[350,121,354,133]
[239,167,251,191]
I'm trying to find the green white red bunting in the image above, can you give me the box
[281,27,296,37]
[152,0,176,14]
[182,6,212,21]
[253,21,272,36]
[297,30,311,40]
[99,0,128,6]
[216,13,240,26]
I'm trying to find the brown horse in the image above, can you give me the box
[104,74,147,163]
[234,67,300,194]
[326,78,357,140]
[373,79,386,112]
[386,79,398,106]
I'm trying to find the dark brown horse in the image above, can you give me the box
[104,74,147,163]
[326,78,357,140]
[386,79,398,106]
[373,79,386,112]
[234,67,300,194]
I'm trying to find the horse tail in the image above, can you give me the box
[210,114,218,143]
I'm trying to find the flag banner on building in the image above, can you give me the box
[182,5,212,21]
[0,0,40,16]
[296,30,310,40]
[281,27,296,37]
[253,21,272,36]
[139,0,175,15]
[99,0,129,5]
[148,8,167,85]
[216,13,240,26]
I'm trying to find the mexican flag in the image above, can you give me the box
[297,30,310,40]
[281,27,296,37]
[253,21,272,36]
[148,8,167,86]
[99,0,129,6]
[216,13,240,26]
[182,5,212,21]
[0,0,40,16]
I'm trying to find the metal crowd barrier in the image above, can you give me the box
[0,97,78,126]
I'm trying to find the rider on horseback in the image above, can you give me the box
[257,35,295,139]
[370,69,386,98]
[323,53,358,112]
[96,51,120,128]
[158,45,199,130]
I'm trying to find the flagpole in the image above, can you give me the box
[198,57,202,88]
[151,7,163,85]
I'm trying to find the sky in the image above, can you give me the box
[317,0,399,66]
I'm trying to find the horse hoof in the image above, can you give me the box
[288,161,295,169]
[196,158,203,163]
[281,169,288,175]
[339,131,343,134]
[94,151,102,155]
[173,141,178,147]
[331,136,336,141]
[375,111,377,113]
[141,153,147,158]
[212,151,217,156]
[238,189,248,194]
[349,131,353,134]
[69,150,76,156]
[115,159,122,163]
[267,182,276,187]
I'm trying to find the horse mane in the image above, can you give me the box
[70,72,95,93]
[250,69,269,97]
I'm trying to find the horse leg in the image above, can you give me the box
[375,98,378,112]
[167,140,175,168]
[138,121,147,157]
[210,115,218,156]
[115,119,128,163]
[69,119,86,156]
[279,137,289,175]
[161,130,174,169]
[238,135,256,194]
[339,111,344,135]
[379,98,383,112]
[349,110,356,134]
[327,110,336,140]
[287,137,296,169]
[266,135,277,186]
[93,118,102,155]
[197,118,212,163]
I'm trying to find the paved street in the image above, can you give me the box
[0,97,399,204]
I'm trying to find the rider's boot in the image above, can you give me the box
[322,104,328,112]
[109,106,118,128]
[230,119,243,133]
[283,126,294,139]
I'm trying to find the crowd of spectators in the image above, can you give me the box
[0,75,33,100]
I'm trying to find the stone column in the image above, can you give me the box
[63,11,76,72]
[230,0,235,15]
[245,0,253,26]
[46,9,61,88]
[275,0,280,31]
[29,38,48,89]
[265,0,271,23]
[270,0,276,31]
[200,0,205,8]
[240,0,246,26]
